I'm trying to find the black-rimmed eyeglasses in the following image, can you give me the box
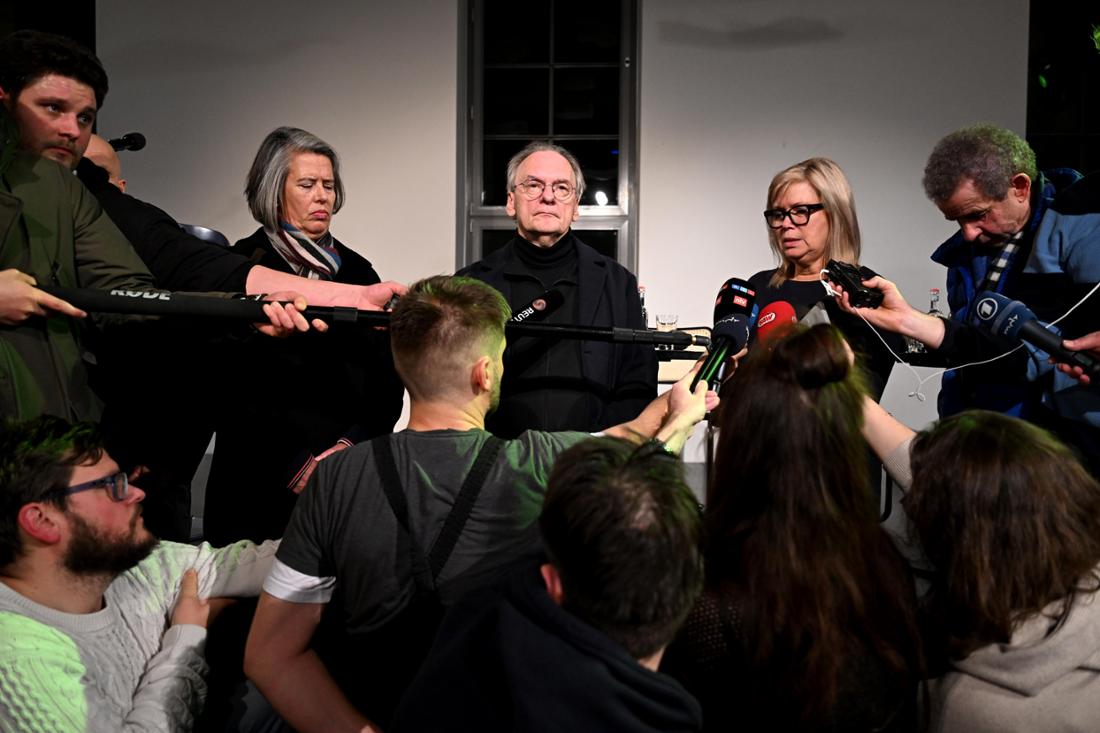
[515,179,576,202]
[763,203,825,229]
[58,471,130,502]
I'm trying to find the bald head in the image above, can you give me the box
[84,134,125,191]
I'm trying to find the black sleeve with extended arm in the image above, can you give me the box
[76,158,255,292]
[598,268,658,426]
[930,317,1027,367]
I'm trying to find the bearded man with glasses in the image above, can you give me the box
[460,140,656,436]
[0,416,277,732]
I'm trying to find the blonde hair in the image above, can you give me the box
[766,158,861,287]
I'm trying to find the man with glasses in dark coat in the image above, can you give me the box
[460,141,656,437]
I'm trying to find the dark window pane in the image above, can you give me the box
[1027,60,1083,135]
[1028,134,1100,175]
[482,139,533,206]
[1084,137,1100,176]
[484,68,549,136]
[1082,54,1100,132]
[554,0,621,63]
[1025,3,1100,175]
[483,3,550,64]
[572,229,619,260]
[564,139,619,206]
[553,68,619,135]
[1029,135,1087,174]
[482,228,518,258]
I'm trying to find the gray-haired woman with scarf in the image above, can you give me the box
[202,127,404,547]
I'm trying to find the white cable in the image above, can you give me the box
[1045,279,1100,328]
[848,307,1025,402]
[820,269,1097,404]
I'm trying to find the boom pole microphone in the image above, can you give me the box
[39,287,710,346]
[970,291,1100,379]
[108,132,147,152]
[42,286,388,324]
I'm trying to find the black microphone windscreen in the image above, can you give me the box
[713,278,757,323]
[690,314,750,392]
[510,289,566,323]
[109,132,147,152]
[713,314,751,352]
[970,291,1036,340]
[42,287,268,320]
[970,290,1100,377]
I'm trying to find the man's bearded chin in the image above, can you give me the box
[39,142,78,168]
[63,512,159,576]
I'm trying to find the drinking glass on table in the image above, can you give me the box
[656,314,678,349]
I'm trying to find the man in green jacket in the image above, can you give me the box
[0,31,316,423]
[0,28,156,421]
[0,116,158,420]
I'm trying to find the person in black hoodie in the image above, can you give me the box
[393,436,705,733]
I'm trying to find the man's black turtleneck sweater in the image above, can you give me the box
[488,232,593,437]
[459,228,657,436]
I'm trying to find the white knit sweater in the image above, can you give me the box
[0,539,276,732]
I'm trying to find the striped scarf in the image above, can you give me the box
[265,222,342,280]
[978,229,1023,293]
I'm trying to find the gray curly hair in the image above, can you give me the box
[922,124,1037,204]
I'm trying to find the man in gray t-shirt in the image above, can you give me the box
[245,275,712,733]
[276,428,588,634]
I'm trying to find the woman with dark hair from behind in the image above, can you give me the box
[862,402,1100,731]
[662,324,923,732]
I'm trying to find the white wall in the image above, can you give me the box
[96,0,458,284]
[638,0,1028,428]
[97,0,1029,430]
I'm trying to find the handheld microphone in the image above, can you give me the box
[970,291,1100,379]
[713,278,757,322]
[754,300,798,343]
[689,278,758,392]
[690,314,751,392]
[509,289,565,324]
[109,132,147,152]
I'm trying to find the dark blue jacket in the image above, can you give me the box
[930,169,1100,469]
[929,170,1086,419]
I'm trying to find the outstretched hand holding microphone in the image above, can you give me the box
[829,268,1100,386]
[690,278,756,393]
[1059,331,1100,384]
[830,273,949,350]
[0,269,86,325]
